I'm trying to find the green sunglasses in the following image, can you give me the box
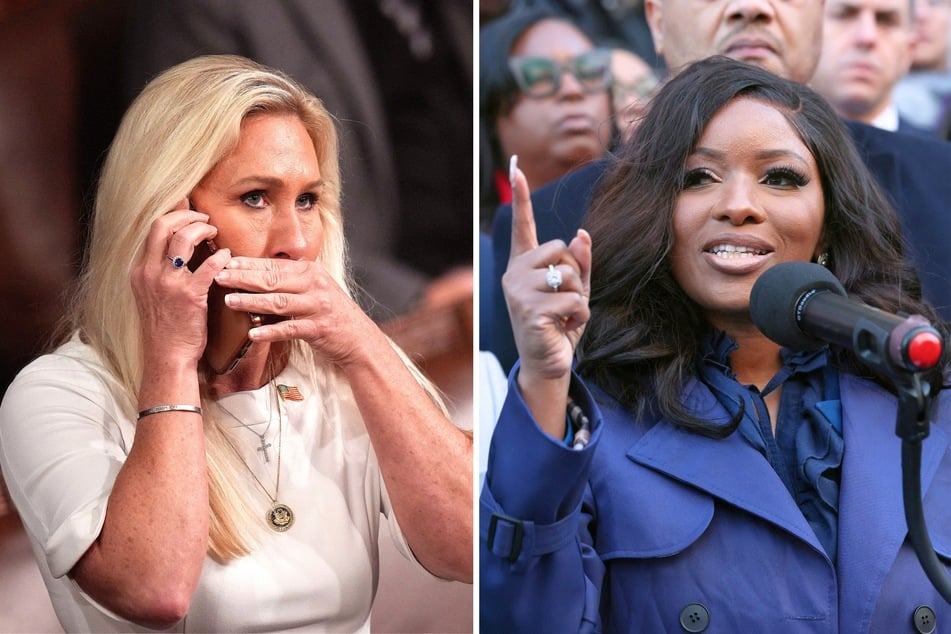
[508,48,612,99]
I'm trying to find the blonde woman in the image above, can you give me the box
[0,55,471,632]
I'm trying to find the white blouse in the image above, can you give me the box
[0,337,424,632]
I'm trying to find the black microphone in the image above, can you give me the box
[749,261,944,375]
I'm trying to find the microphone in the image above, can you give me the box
[749,261,944,375]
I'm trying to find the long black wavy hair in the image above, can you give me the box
[576,56,947,438]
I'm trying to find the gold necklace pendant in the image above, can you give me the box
[218,375,295,533]
[267,502,295,532]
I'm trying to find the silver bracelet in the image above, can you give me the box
[137,404,203,420]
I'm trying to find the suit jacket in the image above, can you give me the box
[898,117,937,139]
[897,117,936,139]
[488,124,951,370]
[480,369,951,632]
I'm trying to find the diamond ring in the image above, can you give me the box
[546,264,562,292]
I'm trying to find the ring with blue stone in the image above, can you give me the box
[167,255,186,269]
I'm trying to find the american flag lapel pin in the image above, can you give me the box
[276,384,304,401]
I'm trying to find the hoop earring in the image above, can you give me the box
[816,252,830,267]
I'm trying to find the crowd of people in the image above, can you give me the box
[483,0,951,372]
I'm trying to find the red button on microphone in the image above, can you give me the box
[907,331,944,369]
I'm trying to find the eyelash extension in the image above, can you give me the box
[681,165,809,189]
[681,167,717,188]
[765,165,809,187]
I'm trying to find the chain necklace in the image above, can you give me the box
[218,381,275,463]
[217,381,295,532]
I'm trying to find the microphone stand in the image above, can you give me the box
[894,372,951,603]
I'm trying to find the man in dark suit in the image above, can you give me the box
[810,0,932,136]
[489,0,951,370]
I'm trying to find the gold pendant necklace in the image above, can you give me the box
[218,381,295,532]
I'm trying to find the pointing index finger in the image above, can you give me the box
[509,155,540,264]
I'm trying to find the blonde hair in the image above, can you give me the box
[64,55,440,561]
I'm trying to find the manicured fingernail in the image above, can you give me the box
[509,155,518,185]
[224,293,237,307]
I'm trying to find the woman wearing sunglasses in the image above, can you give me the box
[479,7,614,224]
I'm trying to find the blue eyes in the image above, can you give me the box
[296,193,319,209]
[239,191,319,210]
[240,192,266,208]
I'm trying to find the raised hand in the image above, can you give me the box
[502,156,592,438]
[131,199,230,368]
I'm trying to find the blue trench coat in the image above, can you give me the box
[480,370,951,632]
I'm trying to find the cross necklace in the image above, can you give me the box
[218,382,275,463]
[216,380,295,532]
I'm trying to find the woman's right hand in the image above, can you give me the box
[130,199,230,367]
[502,157,592,438]
[75,199,224,628]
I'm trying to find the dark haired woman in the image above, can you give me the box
[479,7,613,226]
[481,56,951,631]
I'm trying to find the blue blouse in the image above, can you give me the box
[698,330,844,562]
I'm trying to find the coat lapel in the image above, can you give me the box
[626,380,827,556]
[836,374,949,626]
[845,121,905,212]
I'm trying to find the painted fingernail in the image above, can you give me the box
[509,155,518,185]
[224,293,237,307]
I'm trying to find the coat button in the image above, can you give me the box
[913,605,936,634]
[679,602,710,632]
